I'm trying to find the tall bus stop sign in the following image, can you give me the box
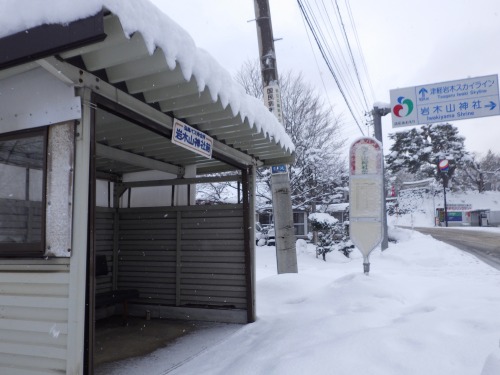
[390,74,500,127]
[349,137,384,274]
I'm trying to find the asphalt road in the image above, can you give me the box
[410,226,500,271]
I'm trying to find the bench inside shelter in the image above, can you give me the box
[95,254,139,321]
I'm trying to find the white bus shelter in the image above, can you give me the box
[0,1,294,374]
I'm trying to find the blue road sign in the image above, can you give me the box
[271,164,288,174]
[390,74,500,127]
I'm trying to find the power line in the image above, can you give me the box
[312,0,364,118]
[298,6,337,115]
[297,0,375,134]
[333,0,370,110]
[344,0,375,101]
[305,0,366,127]
[297,0,365,135]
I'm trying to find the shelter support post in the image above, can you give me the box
[243,166,256,322]
[176,210,182,306]
[68,87,94,374]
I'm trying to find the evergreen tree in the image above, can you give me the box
[386,123,470,187]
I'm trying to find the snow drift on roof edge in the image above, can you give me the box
[0,0,294,154]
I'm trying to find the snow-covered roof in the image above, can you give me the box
[325,203,349,212]
[0,0,294,171]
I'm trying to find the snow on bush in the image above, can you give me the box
[308,212,338,231]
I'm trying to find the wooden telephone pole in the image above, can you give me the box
[254,0,297,273]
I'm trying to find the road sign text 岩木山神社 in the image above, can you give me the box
[390,74,500,128]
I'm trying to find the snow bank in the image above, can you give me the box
[481,350,500,375]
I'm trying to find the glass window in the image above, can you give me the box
[0,129,46,256]
[293,212,305,224]
[258,212,273,226]
[293,212,305,235]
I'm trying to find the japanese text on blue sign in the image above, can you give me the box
[271,164,288,174]
[390,74,500,127]
[172,119,213,159]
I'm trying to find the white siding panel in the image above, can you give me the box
[0,341,66,360]
[0,306,68,321]
[0,319,68,334]
[1,329,67,346]
[1,295,67,309]
[0,282,68,296]
[0,365,65,375]
[0,261,70,375]
[0,272,69,284]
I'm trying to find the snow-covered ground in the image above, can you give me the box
[102,220,500,374]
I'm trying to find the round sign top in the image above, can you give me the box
[349,137,383,175]
[439,159,449,170]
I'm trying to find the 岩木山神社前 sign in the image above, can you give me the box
[172,118,213,158]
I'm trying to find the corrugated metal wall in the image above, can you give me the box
[179,207,247,309]
[0,259,70,375]
[117,207,177,305]
[116,204,248,311]
[95,208,114,294]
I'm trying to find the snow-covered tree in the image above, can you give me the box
[196,171,240,204]
[386,123,470,188]
[235,60,347,211]
[452,153,484,192]
[454,150,500,192]
[479,150,500,191]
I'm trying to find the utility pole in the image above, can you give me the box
[254,0,297,274]
[372,105,390,250]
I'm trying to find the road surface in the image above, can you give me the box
[409,227,500,270]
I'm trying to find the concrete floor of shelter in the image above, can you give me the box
[94,315,196,366]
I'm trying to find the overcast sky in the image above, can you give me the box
[150,0,500,157]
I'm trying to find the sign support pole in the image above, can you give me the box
[363,260,370,275]
[438,160,450,227]
[443,182,448,227]
[372,106,390,250]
